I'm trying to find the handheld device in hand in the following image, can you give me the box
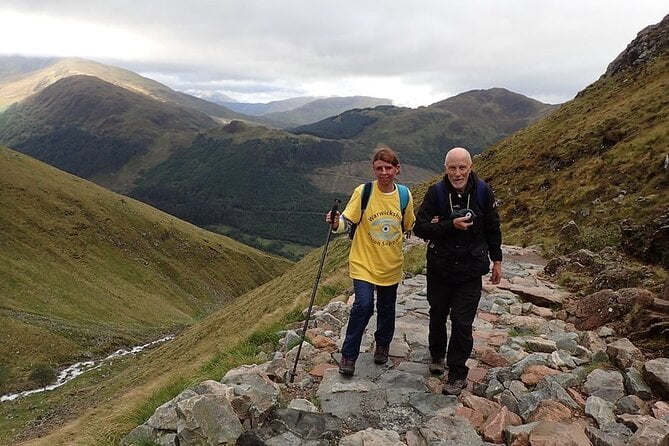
[451,208,476,221]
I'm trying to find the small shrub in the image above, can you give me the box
[30,363,57,388]
[403,244,427,275]
[508,327,537,337]
[575,225,621,252]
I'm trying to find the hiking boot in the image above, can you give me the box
[442,378,467,396]
[373,345,390,364]
[338,357,356,376]
[429,357,445,375]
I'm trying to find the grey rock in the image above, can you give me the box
[408,393,458,418]
[485,378,505,399]
[236,408,342,446]
[615,394,649,416]
[607,338,645,370]
[585,426,627,446]
[417,414,485,445]
[221,366,281,425]
[288,398,319,413]
[176,394,243,446]
[549,332,580,354]
[504,422,539,445]
[585,395,616,428]
[625,367,653,400]
[643,358,669,399]
[525,337,558,353]
[146,389,198,430]
[340,428,404,446]
[496,389,520,415]
[510,353,549,379]
[582,369,626,403]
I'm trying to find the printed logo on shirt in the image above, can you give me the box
[368,215,402,245]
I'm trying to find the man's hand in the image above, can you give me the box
[490,261,502,284]
[453,215,474,231]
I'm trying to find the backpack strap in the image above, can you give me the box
[475,178,487,213]
[397,183,409,230]
[359,181,373,221]
[435,180,447,215]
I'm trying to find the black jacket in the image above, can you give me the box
[413,172,502,281]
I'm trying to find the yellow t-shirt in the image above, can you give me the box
[341,181,415,286]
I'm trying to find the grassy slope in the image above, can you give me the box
[472,54,669,251]
[7,237,352,446]
[0,146,291,392]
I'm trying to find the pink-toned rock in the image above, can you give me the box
[461,392,503,420]
[404,430,423,446]
[489,334,509,346]
[520,364,561,386]
[454,406,485,430]
[527,400,573,422]
[480,348,511,367]
[531,306,555,318]
[305,327,324,338]
[308,363,337,377]
[478,311,499,323]
[653,401,669,420]
[467,367,488,384]
[309,334,337,350]
[567,288,654,331]
[498,281,569,307]
[566,387,588,410]
[528,421,593,445]
[481,406,522,443]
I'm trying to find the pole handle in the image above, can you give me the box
[328,199,341,228]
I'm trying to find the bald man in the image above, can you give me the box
[413,147,502,395]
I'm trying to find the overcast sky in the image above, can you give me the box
[1,1,666,107]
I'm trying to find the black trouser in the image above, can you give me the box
[426,274,482,381]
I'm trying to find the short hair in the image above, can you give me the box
[372,144,400,169]
[444,147,472,166]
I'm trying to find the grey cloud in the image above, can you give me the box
[1,1,667,105]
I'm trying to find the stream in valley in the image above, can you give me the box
[1,335,174,402]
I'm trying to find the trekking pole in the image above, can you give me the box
[288,198,341,383]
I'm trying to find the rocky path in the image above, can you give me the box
[123,244,669,446]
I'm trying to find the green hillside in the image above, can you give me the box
[130,121,348,251]
[473,36,669,264]
[0,75,216,189]
[293,88,556,169]
[0,146,291,393]
[0,232,352,445]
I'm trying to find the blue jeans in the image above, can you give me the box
[341,279,398,360]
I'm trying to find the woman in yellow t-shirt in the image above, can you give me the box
[325,145,415,376]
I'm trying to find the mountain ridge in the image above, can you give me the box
[0,56,245,121]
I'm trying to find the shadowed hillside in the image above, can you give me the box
[0,146,290,395]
